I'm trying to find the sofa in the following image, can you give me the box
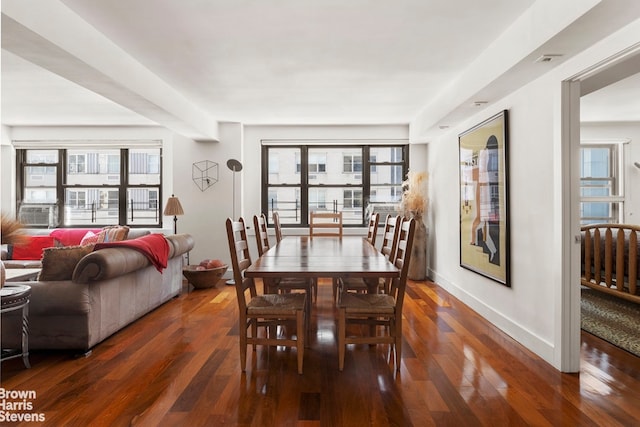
[1,233,194,353]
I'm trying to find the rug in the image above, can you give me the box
[581,287,640,357]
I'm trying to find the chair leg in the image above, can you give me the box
[338,308,346,371]
[296,310,305,374]
[394,317,402,371]
[306,291,312,345]
[240,325,248,372]
[332,278,339,302]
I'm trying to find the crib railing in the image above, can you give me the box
[582,223,640,304]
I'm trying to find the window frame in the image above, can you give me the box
[16,147,163,228]
[579,142,624,224]
[261,143,409,227]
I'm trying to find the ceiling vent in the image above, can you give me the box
[535,54,563,63]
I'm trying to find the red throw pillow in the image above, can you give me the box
[11,235,56,260]
[50,228,101,246]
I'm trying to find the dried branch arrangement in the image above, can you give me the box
[1,212,28,246]
[400,171,428,217]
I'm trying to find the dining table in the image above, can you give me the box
[244,236,399,288]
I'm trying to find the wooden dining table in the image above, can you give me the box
[245,235,399,284]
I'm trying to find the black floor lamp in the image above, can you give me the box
[227,159,243,219]
[226,159,243,285]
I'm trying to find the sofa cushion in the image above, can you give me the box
[50,228,102,246]
[9,235,56,260]
[101,225,129,243]
[38,245,94,281]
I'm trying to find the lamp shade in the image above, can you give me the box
[163,195,184,216]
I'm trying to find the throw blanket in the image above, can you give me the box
[94,233,170,272]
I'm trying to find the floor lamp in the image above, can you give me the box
[227,159,243,219]
[226,159,243,285]
[164,194,188,264]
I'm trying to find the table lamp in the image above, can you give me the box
[163,194,184,234]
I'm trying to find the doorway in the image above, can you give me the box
[562,46,640,372]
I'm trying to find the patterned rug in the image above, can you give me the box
[581,287,640,357]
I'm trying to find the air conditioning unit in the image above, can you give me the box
[18,204,59,227]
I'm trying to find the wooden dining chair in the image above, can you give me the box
[376,214,403,294]
[337,217,416,372]
[253,213,271,257]
[366,212,380,246]
[253,214,314,331]
[309,211,343,238]
[308,211,343,300]
[226,217,307,374]
[339,214,402,298]
[272,211,283,243]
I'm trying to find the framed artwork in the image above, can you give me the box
[458,110,510,287]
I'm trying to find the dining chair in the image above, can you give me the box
[339,214,402,298]
[366,212,380,246]
[253,214,314,331]
[254,213,271,257]
[272,211,283,243]
[309,211,344,300]
[337,217,416,372]
[309,211,343,238]
[226,217,307,374]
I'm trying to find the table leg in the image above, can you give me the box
[21,303,31,369]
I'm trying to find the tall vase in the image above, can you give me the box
[407,214,427,280]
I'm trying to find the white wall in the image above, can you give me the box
[1,126,15,213]
[413,16,640,370]
[581,122,640,223]
[171,122,242,266]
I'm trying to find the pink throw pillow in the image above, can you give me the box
[80,231,104,246]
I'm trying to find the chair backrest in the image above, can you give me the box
[225,217,257,310]
[366,212,379,246]
[309,211,343,238]
[272,211,283,243]
[380,215,402,261]
[253,213,271,256]
[388,217,416,312]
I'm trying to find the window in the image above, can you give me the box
[580,143,624,224]
[309,152,327,174]
[343,189,363,209]
[343,154,362,173]
[68,154,85,174]
[262,143,408,226]
[17,147,162,227]
[309,188,327,210]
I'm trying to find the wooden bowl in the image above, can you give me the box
[182,264,228,289]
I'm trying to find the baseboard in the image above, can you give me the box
[428,268,556,366]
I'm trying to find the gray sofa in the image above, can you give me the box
[2,233,194,352]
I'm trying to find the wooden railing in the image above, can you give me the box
[582,223,640,304]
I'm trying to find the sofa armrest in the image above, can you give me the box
[73,248,151,284]
[166,234,195,258]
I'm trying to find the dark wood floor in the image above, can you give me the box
[2,279,640,426]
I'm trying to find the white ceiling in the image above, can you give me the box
[1,0,639,136]
[581,72,640,123]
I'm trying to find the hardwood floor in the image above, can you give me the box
[1,279,640,426]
